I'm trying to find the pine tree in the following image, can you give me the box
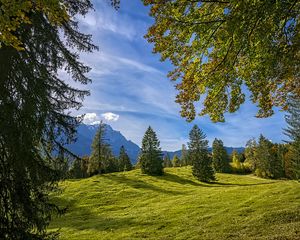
[88,122,112,175]
[212,138,230,173]
[172,154,181,167]
[118,146,133,171]
[163,154,172,168]
[284,94,300,179]
[188,125,215,182]
[181,144,189,166]
[140,126,163,175]
[0,1,101,238]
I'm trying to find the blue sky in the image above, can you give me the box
[70,0,287,151]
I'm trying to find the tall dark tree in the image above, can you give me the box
[140,126,163,175]
[212,138,230,173]
[163,153,172,168]
[0,1,106,238]
[188,125,215,182]
[118,146,132,171]
[284,94,300,179]
[88,121,112,175]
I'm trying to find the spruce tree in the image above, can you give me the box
[118,146,133,171]
[0,1,106,238]
[188,125,215,182]
[172,154,181,167]
[181,144,189,166]
[163,154,172,168]
[284,94,300,179]
[212,138,230,173]
[140,126,163,175]
[88,121,112,175]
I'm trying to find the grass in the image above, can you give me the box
[49,167,300,240]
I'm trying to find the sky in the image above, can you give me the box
[69,0,287,151]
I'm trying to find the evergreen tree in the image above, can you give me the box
[163,154,172,168]
[0,1,103,238]
[212,138,230,173]
[244,138,258,171]
[118,146,132,171]
[140,126,163,175]
[69,156,89,179]
[284,94,300,179]
[181,144,189,166]
[88,122,112,175]
[188,125,215,182]
[172,154,181,167]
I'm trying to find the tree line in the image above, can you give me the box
[67,94,300,182]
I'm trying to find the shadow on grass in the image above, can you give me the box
[155,173,277,188]
[50,195,137,232]
[102,174,183,195]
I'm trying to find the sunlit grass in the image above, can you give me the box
[49,167,300,240]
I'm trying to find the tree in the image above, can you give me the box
[0,1,100,238]
[140,126,163,175]
[69,156,89,179]
[88,121,112,175]
[188,125,215,182]
[212,138,230,172]
[284,94,300,179]
[163,153,172,168]
[172,154,181,167]
[143,0,300,122]
[244,138,258,171]
[118,146,132,171]
[181,144,189,166]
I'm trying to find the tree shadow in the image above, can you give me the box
[102,174,183,195]
[155,173,277,187]
[50,194,137,232]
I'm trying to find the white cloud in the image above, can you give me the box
[81,112,99,125]
[101,112,120,121]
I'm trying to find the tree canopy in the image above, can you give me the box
[143,0,300,122]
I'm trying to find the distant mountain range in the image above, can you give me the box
[66,123,244,164]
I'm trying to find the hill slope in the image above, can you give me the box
[49,168,300,240]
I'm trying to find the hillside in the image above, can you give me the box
[49,168,300,240]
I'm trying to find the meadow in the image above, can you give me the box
[49,167,300,240]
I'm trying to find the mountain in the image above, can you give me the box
[67,123,245,164]
[66,124,140,163]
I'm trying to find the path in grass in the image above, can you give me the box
[49,167,300,240]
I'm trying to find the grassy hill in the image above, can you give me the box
[49,167,300,240]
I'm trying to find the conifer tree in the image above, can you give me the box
[284,94,300,179]
[172,154,181,167]
[188,125,215,182]
[181,144,189,166]
[88,122,112,175]
[163,154,172,168]
[140,126,163,175]
[118,146,132,171]
[212,138,230,173]
[0,1,109,238]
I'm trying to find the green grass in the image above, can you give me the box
[49,167,300,240]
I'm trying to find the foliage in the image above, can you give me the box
[172,154,181,167]
[188,125,215,182]
[230,150,250,174]
[163,153,172,168]
[0,0,96,238]
[69,156,89,179]
[212,138,230,172]
[118,146,133,171]
[181,144,190,166]
[49,167,300,240]
[0,0,120,50]
[140,126,163,175]
[284,94,300,179]
[143,0,300,122]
